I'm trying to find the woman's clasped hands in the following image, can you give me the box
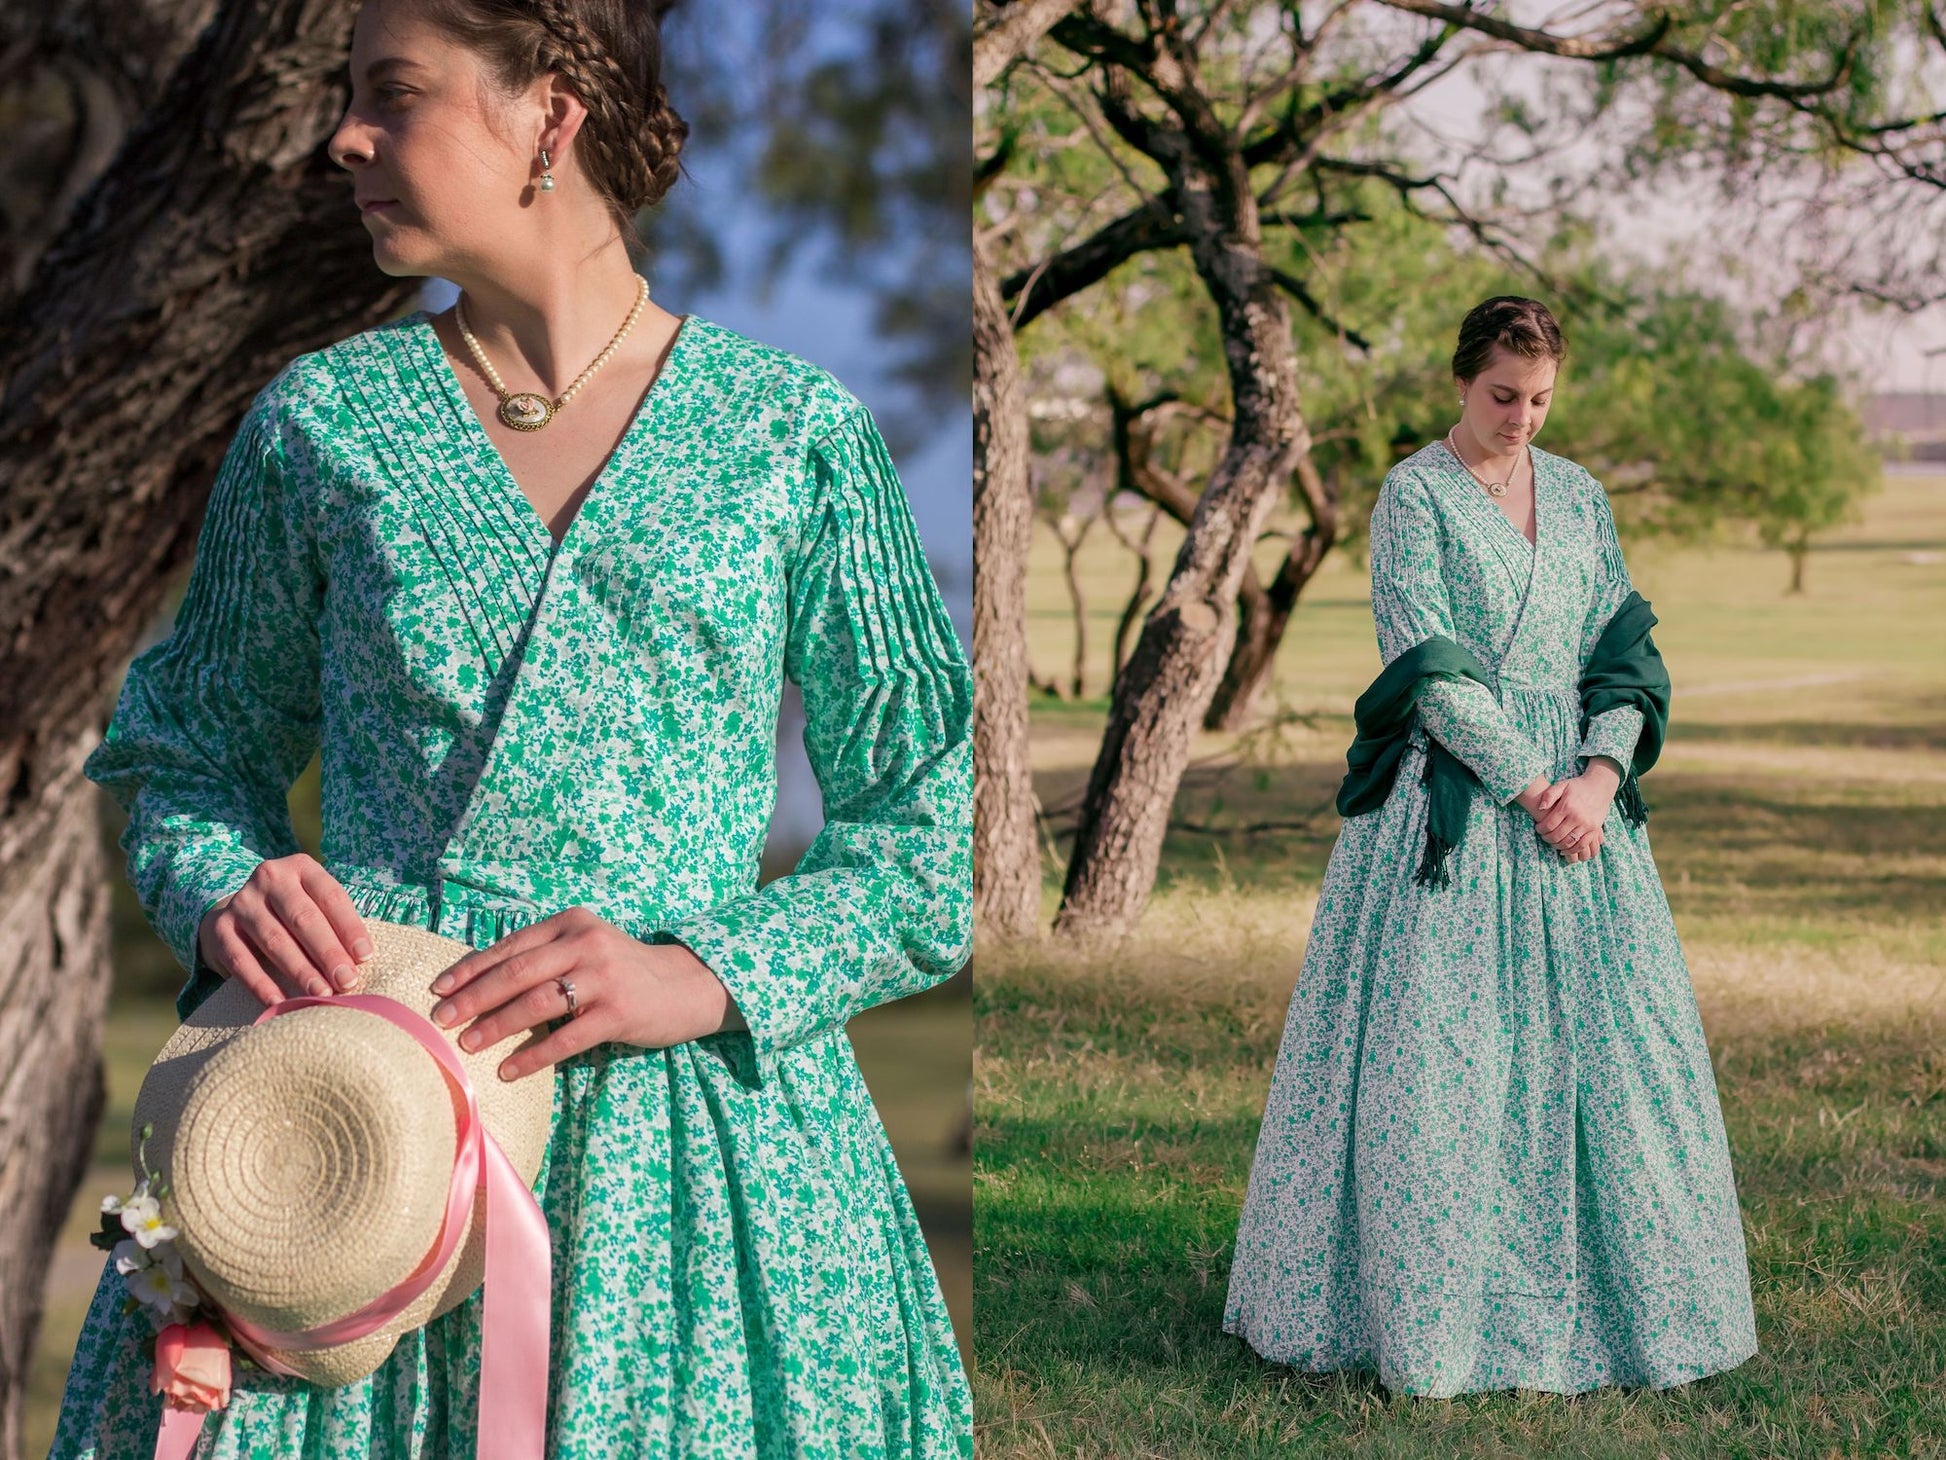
[1516,757,1623,865]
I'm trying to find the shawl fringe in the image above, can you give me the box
[1616,767,1650,826]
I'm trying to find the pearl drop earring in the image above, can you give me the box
[538,148,555,192]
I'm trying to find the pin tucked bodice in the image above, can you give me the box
[80,308,973,1059]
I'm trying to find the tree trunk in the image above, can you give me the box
[0,2,417,1450]
[969,0,1082,942]
[1055,131,1312,939]
[970,232,1041,939]
[1203,456,1340,730]
[1102,499,1160,697]
[0,788,113,1460]
[1104,386,1339,734]
[0,0,223,294]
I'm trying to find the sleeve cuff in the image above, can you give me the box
[660,894,854,1089]
[1479,744,1551,807]
[1578,705,1645,771]
[157,855,264,1020]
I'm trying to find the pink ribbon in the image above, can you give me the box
[150,992,552,1460]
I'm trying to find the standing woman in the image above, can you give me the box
[1224,297,1757,1396]
[51,0,972,1455]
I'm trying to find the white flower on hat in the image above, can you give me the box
[112,1238,151,1276]
[116,1189,179,1250]
[124,1250,199,1318]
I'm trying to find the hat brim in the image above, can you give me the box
[131,919,556,1386]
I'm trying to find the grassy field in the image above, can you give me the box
[27,842,971,1456]
[974,470,1946,1458]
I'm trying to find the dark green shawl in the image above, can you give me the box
[1335,589,1671,887]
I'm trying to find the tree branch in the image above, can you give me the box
[974,0,1084,89]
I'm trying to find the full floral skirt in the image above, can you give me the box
[49,877,972,1459]
[1222,684,1758,1397]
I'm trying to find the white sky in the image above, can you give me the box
[1374,10,1946,395]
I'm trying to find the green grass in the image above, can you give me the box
[974,472,1946,1457]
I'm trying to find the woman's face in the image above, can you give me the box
[327,0,555,279]
[1457,346,1556,454]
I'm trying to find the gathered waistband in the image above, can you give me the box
[1494,678,1580,699]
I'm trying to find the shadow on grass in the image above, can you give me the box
[1670,717,1946,755]
[1035,756,1946,926]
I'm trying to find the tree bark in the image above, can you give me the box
[1203,454,1340,730]
[970,2,1081,942]
[1101,498,1160,697]
[0,789,113,1460]
[0,2,415,1450]
[1107,389,1340,732]
[0,0,224,294]
[970,231,1042,939]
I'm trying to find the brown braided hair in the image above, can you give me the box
[404,0,689,261]
[1452,296,1567,383]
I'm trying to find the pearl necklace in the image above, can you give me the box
[455,275,650,432]
[1443,425,1524,498]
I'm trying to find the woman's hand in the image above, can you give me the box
[1529,758,1621,864]
[197,853,374,1006]
[425,906,749,1082]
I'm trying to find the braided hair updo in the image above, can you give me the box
[1451,296,1567,383]
[408,0,689,260]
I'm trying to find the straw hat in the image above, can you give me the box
[129,918,555,1386]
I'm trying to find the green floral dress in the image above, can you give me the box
[52,307,974,1457]
[1223,441,1757,1397]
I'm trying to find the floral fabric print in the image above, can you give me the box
[54,308,974,1458]
[1223,441,1757,1397]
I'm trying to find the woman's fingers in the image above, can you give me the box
[454,975,578,1056]
[1540,818,1581,848]
[208,856,360,1000]
[237,892,334,997]
[1559,826,1603,863]
[431,924,575,1032]
[429,905,593,999]
[255,858,361,991]
[207,907,312,1005]
[300,858,374,976]
[194,857,376,1007]
[1540,815,1599,856]
[493,1000,619,1083]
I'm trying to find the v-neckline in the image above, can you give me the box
[415,307,697,556]
[1435,436,1541,551]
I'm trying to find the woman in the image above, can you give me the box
[50,0,972,1455]
[1223,296,1757,1397]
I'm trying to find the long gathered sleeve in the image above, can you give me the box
[1368,468,1551,805]
[81,377,323,1016]
[665,402,973,1074]
[1575,470,1646,772]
